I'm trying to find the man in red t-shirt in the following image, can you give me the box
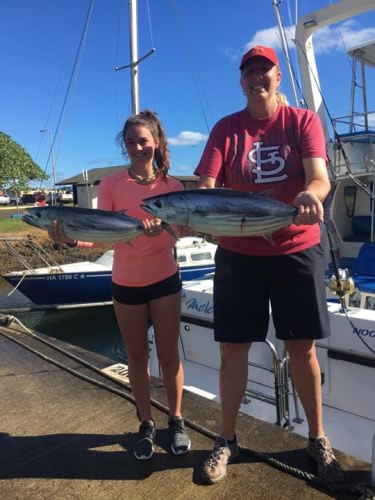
[196,45,344,485]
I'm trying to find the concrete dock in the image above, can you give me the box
[0,315,373,499]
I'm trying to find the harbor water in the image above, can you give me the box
[0,277,127,363]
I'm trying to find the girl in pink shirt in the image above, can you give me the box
[49,110,190,460]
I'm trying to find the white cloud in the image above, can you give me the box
[367,113,375,127]
[243,20,375,57]
[244,27,281,53]
[168,131,208,146]
[306,20,375,55]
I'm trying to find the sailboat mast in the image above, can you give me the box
[115,0,155,114]
[129,0,140,114]
[272,0,299,106]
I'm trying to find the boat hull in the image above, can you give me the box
[3,271,113,305]
[1,236,217,307]
[2,264,216,306]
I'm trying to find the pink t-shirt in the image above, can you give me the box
[79,170,183,286]
[194,105,328,255]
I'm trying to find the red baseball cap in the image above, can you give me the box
[239,45,279,70]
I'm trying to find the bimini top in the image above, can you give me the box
[347,39,375,67]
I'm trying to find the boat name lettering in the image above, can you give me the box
[46,274,82,281]
[185,297,214,315]
[111,366,129,376]
[353,327,375,338]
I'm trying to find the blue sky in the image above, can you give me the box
[1,0,375,188]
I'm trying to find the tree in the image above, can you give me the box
[0,132,48,191]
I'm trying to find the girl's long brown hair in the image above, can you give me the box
[118,109,170,177]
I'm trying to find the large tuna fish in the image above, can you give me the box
[22,206,174,243]
[142,188,297,237]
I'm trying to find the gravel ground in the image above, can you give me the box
[0,229,111,275]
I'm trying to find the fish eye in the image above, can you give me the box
[155,200,162,208]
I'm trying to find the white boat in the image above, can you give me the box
[1,236,216,307]
[143,0,375,466]
[146,276,375,463]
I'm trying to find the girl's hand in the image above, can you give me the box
[142,218,163,237]
[48,220,76,246]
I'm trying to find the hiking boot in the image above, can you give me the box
[168,416,191,455]
[201,435,239,484]
[134,420,156,460]
[306,436,344,482]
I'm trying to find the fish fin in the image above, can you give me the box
[161,221,178,241]
[258,189,275,197]
[262,235,276,245]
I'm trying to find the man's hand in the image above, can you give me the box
[293,191,324,226]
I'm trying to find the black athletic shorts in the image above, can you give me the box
[112,271,182,305]
[213,245,330,343]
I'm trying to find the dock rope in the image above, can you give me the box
[0,314,373,499]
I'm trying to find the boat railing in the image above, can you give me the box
[332,112,375,134]
[243,339,302,430]
[0,237,64,273]
[327,140,375,178]
[325,113,375,177]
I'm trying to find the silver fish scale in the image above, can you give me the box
[188,212,295,236]
[23,206,145,244]
[143,188,297,237]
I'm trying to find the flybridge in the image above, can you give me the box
[274,0,375,181]
[294,0,375,134]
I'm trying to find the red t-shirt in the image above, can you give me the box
[194,105,327,255]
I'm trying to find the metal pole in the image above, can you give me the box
[272,0,300,106]
[115,0,155,113]
[129,0,139,114]
[40,129,57,205]
[372,433,375,486]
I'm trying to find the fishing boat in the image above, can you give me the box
[143,0,375,466]
[273,0,375,273]
[1,236,216,306]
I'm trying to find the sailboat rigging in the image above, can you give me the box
[272,0,300,106]
[114,0,155,115]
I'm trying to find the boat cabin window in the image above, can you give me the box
[191,252,213,262]
[344,185,356,217]
[178,255,187,263]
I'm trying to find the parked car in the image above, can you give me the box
[59,190,74,203]
[21,194,37,204]
[0,194,10,205]
[9,195,22,206]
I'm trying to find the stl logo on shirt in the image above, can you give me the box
[248,141,288,184]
